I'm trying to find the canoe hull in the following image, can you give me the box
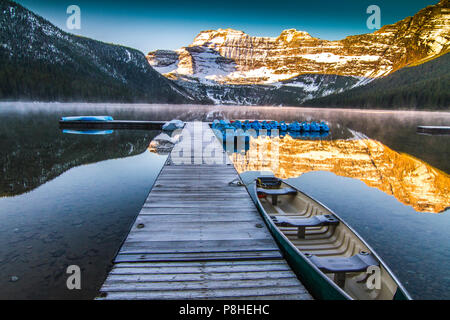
[253,189,349,300]
[252,180,411,300]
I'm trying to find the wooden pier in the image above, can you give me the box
[98,122,312,300]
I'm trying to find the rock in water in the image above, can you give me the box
[148,132,181,154]
[162,120,184,131]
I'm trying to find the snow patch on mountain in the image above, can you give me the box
[300,53,380,63]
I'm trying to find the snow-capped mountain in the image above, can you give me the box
[148,0,449,105]
[1,0,448,106]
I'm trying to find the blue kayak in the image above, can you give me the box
[301,122,311,132]
[310,121,321,132]
[269,121,279,129]
[61,116,114,122]
[62,129,114,135]
[251,120,262,130]
[212,119,221,130]
[232,120,243,129]
[289,121,301,132]
[319,122,330,132]
[243,120,252,130]
[261,121,271,130]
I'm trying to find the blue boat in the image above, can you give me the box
[310,121,321,132]
[61,116,114,122]
[243,120,252,130]
[288,121,301,132]
[279,121,288,131]
[212,119,221,130]
[301,121,311,132]
[251,120,262,130]
[260,121,271,130]
[232,120,243,129]
[269,121,279,129]
[222,120,235,130]
[319,122,330,132]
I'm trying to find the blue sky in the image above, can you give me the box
[17,0,436,53]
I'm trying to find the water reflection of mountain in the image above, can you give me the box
[231,136,450,213]
[0,115,159,197]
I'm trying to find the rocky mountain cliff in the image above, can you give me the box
[148,0,449,105]
[0,0,196,103]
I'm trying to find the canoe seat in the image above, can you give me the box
[271,214,339,238]
[271,214,339,227]
[257,187,297,196]
[307,252,379,273]
[256,177,281,189]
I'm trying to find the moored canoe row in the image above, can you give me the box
[212,119,330,132]
[215,129,330,144]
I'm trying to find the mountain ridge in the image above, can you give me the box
[148,0,449,84]
[0,0,448,108]
[147,0,449,106]
[0,0,197,103]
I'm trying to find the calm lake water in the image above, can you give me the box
[0,102,449,299]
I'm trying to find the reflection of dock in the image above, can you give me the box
[59,120,171,130]
[417,126,450,135]
[98,122,312,300]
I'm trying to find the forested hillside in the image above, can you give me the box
[304,53,450,110]
[0,0,196,103]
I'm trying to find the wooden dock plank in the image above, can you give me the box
[114,251,283,263]
[104,270,297,282]
[111,260,290,269]
[131,213,267,223]
[109,262,291,274]
[120,239,280,253]
[98,122,312,300]
[100,287,310,300]
[101,278,302,291]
